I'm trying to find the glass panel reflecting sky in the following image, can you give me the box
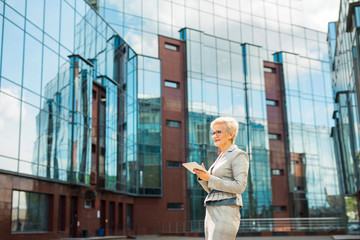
[0,0,139,191]
[276,52,341,217]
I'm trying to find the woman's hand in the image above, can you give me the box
[194,163,210,181]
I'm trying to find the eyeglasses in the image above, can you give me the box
[210,130,226,137]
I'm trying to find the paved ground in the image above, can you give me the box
[135,236,330,240]
[134,235,359,240]
[62,234,360,240]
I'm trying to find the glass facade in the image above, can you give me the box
[133,55,161,195]
[275,51,341,217]
[94,0,340,221]
[329,0,360,209]
[96,0,311,61]
[0,0,343,228]
[0,0,100,183]
[180,27,273,220]
[0,0,161,196]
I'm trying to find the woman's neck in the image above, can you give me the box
[220,142,233,153]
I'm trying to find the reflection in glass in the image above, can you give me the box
[101,77,118,190]
[1,19,24,85]
[126,56,138,194]
[44,0,60,40]
[276,51,342,218]
[218,85,232,115]
[137,57,161,195]
[19,102,39,175]
[60,1,75,51]
[11,190,49,232]
[69,57,93,183]
[142,0,157,21]
[203,46,216,77]
[26,0,44,28]
[183,29,273,220]
[23,34,42,94]
[217,50,231,80]
[0,90,20,159]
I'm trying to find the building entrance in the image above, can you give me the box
[70,196,78,237]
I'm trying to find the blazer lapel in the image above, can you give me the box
[209,145,238,173]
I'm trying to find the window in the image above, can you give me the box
[167,161,182,168]
[84,199,94,209]
[118,203,123,230]
[99,97,106,178]
[264,66,276,73]
[273,206,286,212]
[166,120,181,128]
[58,196,66,232]
[167,203,183,210]
[11,190,50,232]
[126,204,134,230]
[109,201,115,231]
[271,169,284,176]
[269,133,281,140]
[266,99,279,106]
[165,42,179,51]
[84,190,95,209]
[164,80,180,88]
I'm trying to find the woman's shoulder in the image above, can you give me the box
[228,145,249,159]
[228,145,247,154]
[235,149,249,160]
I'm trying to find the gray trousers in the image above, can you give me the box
[204,205,241,240]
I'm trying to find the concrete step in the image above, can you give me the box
[332,235,360,240]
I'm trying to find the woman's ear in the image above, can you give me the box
[228,132,234,141]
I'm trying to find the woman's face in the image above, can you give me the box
[211,123,233,149]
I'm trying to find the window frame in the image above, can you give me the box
[164,80,180,89]
[166,120,181,128]
[164,42,179,51]
[11,190,51,233]
[268,133,281,140]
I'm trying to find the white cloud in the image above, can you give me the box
[0,89,23,158]
[302,0,340,32]
[0,88,23,128]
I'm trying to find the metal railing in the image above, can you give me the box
[161,218,346,233]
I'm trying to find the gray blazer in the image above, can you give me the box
[198,145,249,208]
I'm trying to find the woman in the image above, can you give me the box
[194,117,249,240]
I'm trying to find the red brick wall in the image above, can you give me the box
[0,173,134,240]
[264,61,291,221]
[133,36,187,235]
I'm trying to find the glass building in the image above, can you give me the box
[182,29,273,220]
[94,0,342,220]
[0,0,345,238]
[328,0,360,228]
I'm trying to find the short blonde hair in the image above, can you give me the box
[211,117,239,144]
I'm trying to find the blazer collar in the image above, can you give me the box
[210,145,238,173]
[224,144,238,153]
[217,144,238,159]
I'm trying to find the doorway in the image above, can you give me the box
[99,200,106,236]
[70,196,78,237]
